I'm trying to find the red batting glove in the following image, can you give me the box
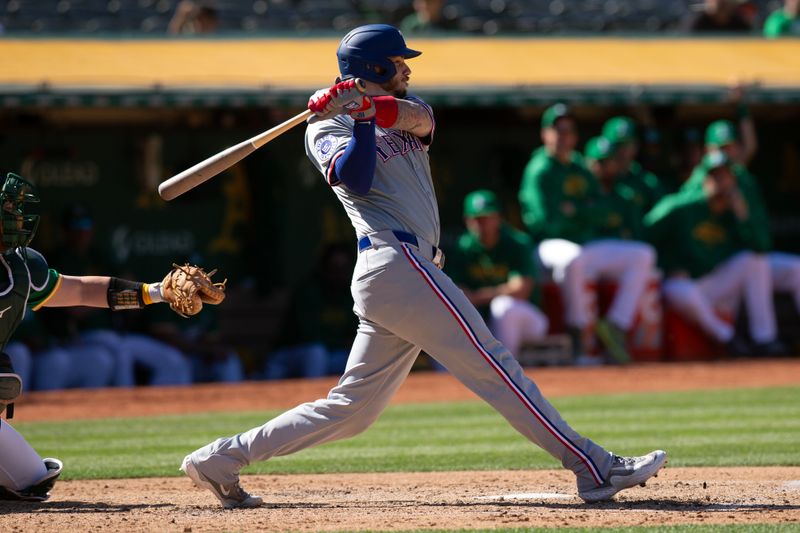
[329,79,365,108]
[345,96,376,122]
[308,88,338,120]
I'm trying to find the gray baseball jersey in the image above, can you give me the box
[184,95,616,496]
[304,95,440,247]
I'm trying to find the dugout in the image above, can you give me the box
[1,37,799,363]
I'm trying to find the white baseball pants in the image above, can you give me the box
[187,240,614,493]
[768,252,800,313]
[0,420,47,491]
[489,295,549,356]
[538,239,656,330]
[663,251,776,344]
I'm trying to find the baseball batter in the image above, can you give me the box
[0,172,225,501]
[180,24,666,509]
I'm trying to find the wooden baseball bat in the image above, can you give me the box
[157,109,312,201]
[158,79,366,201]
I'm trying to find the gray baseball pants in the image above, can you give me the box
[187,239,613,492]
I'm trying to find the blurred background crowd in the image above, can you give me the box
[1,0,798,391]
[0,0,797,36]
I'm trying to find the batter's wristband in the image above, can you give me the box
[107,277,145,310]
[373,96,399,128]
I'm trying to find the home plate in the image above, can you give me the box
[477,492,572,501]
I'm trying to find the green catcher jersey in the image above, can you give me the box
[0,248,61,350]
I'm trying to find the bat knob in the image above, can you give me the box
[355,78,367,93]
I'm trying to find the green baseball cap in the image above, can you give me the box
[705,120,738,148]
[541,103,571,129]
[602,116,637,145]
[700,150,731,173]
[463,189,500,218]
[584,136,616,162]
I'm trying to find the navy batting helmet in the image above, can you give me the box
[337,24,421,84]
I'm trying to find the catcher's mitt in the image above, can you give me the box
[161,263,226,318]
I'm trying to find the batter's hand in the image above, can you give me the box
[307,79,366,121]
[346,95,376,122]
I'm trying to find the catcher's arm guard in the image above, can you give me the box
[107,278,164,311]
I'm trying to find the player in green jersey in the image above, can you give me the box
[682,118,800,333]
[518,104,655,364]
[601,116,666,214]
[447,190,548,357]
[644,151,784,356]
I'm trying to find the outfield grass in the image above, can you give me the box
[13,385,800,480]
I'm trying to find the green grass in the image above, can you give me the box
[13,386,800,480]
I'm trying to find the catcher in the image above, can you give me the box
[0,172,224,501]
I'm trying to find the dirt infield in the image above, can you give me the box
[3,359,800,532]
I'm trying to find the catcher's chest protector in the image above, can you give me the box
[0,252,31,350]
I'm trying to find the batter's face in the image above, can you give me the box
[381,56,411,98]
[542,117,578,160]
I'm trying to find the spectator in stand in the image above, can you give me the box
[168,0,219,35]
[400,0,454,34]
[764,0,800,37]
[518,104,655,364]
[264,243,357,380]
[682,0,754,32]
[447,190,548,358]
[602,116,667,215]
[644,150,785,356]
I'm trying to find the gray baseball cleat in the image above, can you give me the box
[578,450,667,503]
[181,454,263,509]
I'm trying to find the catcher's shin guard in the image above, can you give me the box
[0,352,22,419]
